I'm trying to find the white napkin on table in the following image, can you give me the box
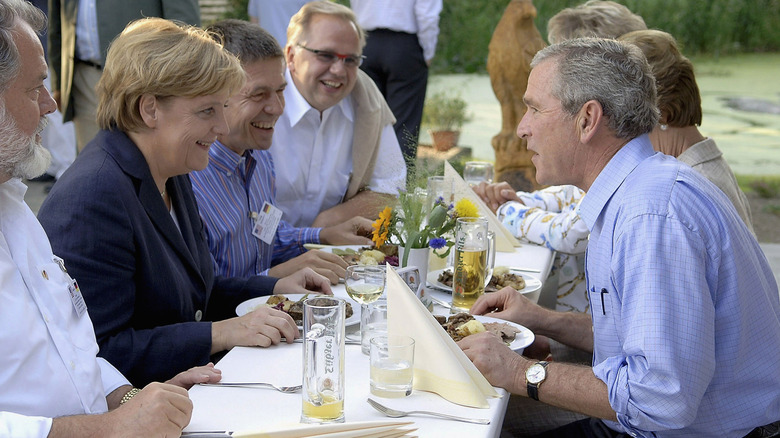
[385,266,499,408]
[444,161,520,252]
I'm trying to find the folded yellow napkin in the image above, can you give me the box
[386,266,499,408]
[232,420,415,438]
[444,161,520,252]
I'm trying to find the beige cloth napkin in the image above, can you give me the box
[444,161,520,252]
[386,266,500,408]
[232,420,415,438]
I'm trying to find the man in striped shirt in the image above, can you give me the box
[191,20,373,285]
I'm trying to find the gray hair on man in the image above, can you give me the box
[207,19,284,65]
[532,37,659,140]
[0,0,46,93]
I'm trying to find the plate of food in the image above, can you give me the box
[236,294,359,328]
[427,266,543,296]
[435,312,534,353]
[313,245,399,267]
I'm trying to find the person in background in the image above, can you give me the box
[247,0,312,48]
[0,2,221,435]
[27,0,75,185]
[618,29,754,233]
[271,1,406,228]
[38,18,331,387]
[351,0,442,166]
[192,19,374,285]
[462,37,780,438]
[48,0,200,151]
[546,0,646,44]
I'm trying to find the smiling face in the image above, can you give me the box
[220,57,286,154]
[286,14,361,112]
[517,59,583,187]
[147,93,230,177]
[0,20,56,183]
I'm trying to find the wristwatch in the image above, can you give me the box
[525,361,549,401]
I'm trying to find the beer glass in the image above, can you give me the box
[451,217,496,312]
[301,297,346,424]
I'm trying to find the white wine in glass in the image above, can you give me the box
[345,265,386,305]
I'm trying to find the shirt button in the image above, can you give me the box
[70,361,75,370]
[195,310,203,321]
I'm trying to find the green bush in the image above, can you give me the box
[422,91,472,131]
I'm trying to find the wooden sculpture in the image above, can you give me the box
[487,0,547,191]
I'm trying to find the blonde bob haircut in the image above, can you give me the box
[547,0,646,44]
[97,18,244,133]
[286,1,366,52]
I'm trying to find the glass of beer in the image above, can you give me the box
[301,296,346,424]
[451,217,495,312]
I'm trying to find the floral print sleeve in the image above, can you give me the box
[496,185,589,255]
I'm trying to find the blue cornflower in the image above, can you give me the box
[429,237,447,249]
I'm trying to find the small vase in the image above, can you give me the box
[398,246,430,287]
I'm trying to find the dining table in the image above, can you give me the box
[183,242,555,438]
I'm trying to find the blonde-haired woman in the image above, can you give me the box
[39,18,330,386]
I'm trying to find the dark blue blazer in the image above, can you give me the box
[38,129,278,386]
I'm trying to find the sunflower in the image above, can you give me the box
[371,206,393,247]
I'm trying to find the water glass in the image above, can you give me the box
[463,161,494,187]
[370,335,415,398]
[426,175,453,215]
[301,297,346,424]
[451,217,496,313]
[361,299,388,355]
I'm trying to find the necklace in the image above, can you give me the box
[160,189,166,198]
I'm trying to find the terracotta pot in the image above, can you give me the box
[429,130,460,151]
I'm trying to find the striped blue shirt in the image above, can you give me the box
[579,135,780,437]
[191,141,320,277]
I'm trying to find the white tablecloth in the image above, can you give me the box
[184,243,555,437]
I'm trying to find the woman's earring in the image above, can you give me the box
[660,124,668,131]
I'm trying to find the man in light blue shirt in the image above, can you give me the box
[460,38,780,437]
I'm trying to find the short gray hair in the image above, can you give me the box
[532,37,659,140]
[287,1,366,51]
[0,0,46,93]
[207,19,283,64]
[547,0,646,44]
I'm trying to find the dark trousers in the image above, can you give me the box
[360,29,429,167]
[531,418,780,438]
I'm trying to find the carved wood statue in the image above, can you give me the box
[487,0,547,191]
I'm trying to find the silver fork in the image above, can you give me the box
[367,398,490,424]
[198,382,301,393]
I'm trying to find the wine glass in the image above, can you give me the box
[345,265,386,305]
[463,161,494,187]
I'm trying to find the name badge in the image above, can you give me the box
[252,202,283,245]
[68,279,88,318]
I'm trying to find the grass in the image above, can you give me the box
[736,175,780,198]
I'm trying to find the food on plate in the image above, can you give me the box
[437,267,526,292]
[253,295,354,325]
[330,246,399,266]
[437,312,520,344]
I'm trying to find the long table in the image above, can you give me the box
[184,243,555,437]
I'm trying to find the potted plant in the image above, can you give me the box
[422,91,472,151]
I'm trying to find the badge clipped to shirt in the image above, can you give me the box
[53,255,87,318]
[252,202,283,245]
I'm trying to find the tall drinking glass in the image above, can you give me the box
[451,217,496,313]
[301,297,346,424]
[345,265,386,355]
[463,161,494,187]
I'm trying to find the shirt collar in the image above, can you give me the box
[578,134,656,230]
[208,140,256,175]
[283,68,354,127]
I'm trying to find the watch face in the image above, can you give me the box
[527,363,546,384]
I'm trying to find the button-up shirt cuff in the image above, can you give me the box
[0,412,52,438]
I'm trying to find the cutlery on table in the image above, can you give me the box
[508,267,541,273]
[290,337,362,345]
[198,382,302,393]
[367,398,490,425]
[429,295,452,309]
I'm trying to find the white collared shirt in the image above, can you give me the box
[0,179,128,437]
[351,0,442,61]
[75,0,101,63]
[270,69,405,227]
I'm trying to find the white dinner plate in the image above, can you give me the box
[437,313,535,353]
[426,267,543,296]
[235,294,360,328]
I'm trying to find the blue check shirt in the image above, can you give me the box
[578,135,780,437]
[191,141,320,277]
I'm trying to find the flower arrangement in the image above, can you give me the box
[371,190,479,267]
